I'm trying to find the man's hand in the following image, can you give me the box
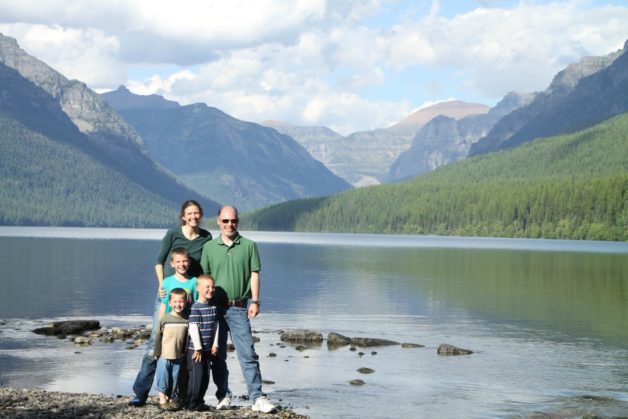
[211,345,218,356]
[192,350,202,363]
[248,302,260,318]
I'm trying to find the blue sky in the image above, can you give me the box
[0,0,627,134]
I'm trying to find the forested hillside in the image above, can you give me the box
[0,114,177,226]
[245,112,628,241]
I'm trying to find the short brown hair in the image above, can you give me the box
[170,247,189,261]
[169,287,187,301]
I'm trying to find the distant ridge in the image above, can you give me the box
[388,100,489,134]
[263,100,489,186]
[102,86,352,212]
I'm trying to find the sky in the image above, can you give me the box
[0,0,627,135]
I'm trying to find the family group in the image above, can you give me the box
[128,200,276,414]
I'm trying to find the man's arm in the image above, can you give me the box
[248,271,260,318]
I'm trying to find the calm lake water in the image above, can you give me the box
[0,227,627,418]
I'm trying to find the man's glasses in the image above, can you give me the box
[221,219,239,224]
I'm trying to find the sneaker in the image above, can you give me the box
[128,396,145,407]
[216,396,232,410]
[252,396,276,414]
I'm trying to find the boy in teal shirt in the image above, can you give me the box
[159,247,197,319]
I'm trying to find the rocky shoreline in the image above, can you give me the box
[9,321,475,418]
[0,387,307,418]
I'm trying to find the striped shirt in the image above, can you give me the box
[187,301,219,351]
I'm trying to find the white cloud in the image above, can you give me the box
[0,0,627,133]
[0,23,125,88]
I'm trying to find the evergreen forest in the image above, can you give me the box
[245,112,628,241]
[0,115,181,227]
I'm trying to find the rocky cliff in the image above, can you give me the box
[264,100,489,186]
[387,92,534,182]
[468,41,627,156]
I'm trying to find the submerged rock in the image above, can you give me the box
[350,379,365,386]
[357,367,375,374]
[401,342,425,348]
[350,337,399,347]
[437,343,473,355]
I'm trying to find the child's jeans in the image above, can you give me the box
[155,357,183,396]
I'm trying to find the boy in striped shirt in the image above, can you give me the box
[186,274,220,411]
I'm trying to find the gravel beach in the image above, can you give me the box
[0,387,307,418]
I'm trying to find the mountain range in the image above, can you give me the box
[263,100,489,186]
[102,86,351,212]
[246,111,628,240]
[387,92,535,182]
[0,33,219,226]
[1,30,626,234]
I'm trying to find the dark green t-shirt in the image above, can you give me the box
[156,227,212,277]
[200,234,261,304]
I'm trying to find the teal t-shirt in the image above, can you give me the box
[161,275,197,314]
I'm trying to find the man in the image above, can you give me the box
[200,205,276,414]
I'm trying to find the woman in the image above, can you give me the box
[129,200,212,407]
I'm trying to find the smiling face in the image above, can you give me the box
[196,277,216,303]
[168,292,187,315]
[217,206,239,240]
[181,204,202,228]
[170,253,190,276]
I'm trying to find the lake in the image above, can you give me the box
[0,227,627,418]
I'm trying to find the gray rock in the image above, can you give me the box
[73,336,92,345]
[350,379,366,386]
[350,337,399,347]
[33,320,101,336]
[357,367,375,374]
[437,343,473,355]
[327,332,352,346]
[280,329,324,343]
[401,342,425,348]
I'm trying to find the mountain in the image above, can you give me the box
[0,33,220,222]
[0,61,183,226]
[387,100,489,135]
[102,87,352,212]
[102,85,180,110]
[245,112,628,241]
[262,100,488,186]
[261,120,343,169]
[469,40,628,156]
[387,92,535,182]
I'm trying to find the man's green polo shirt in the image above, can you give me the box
[200,234,261,304]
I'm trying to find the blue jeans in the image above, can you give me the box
[216,306,264,402]
[155,357,182,395]
[131,296,160,400]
